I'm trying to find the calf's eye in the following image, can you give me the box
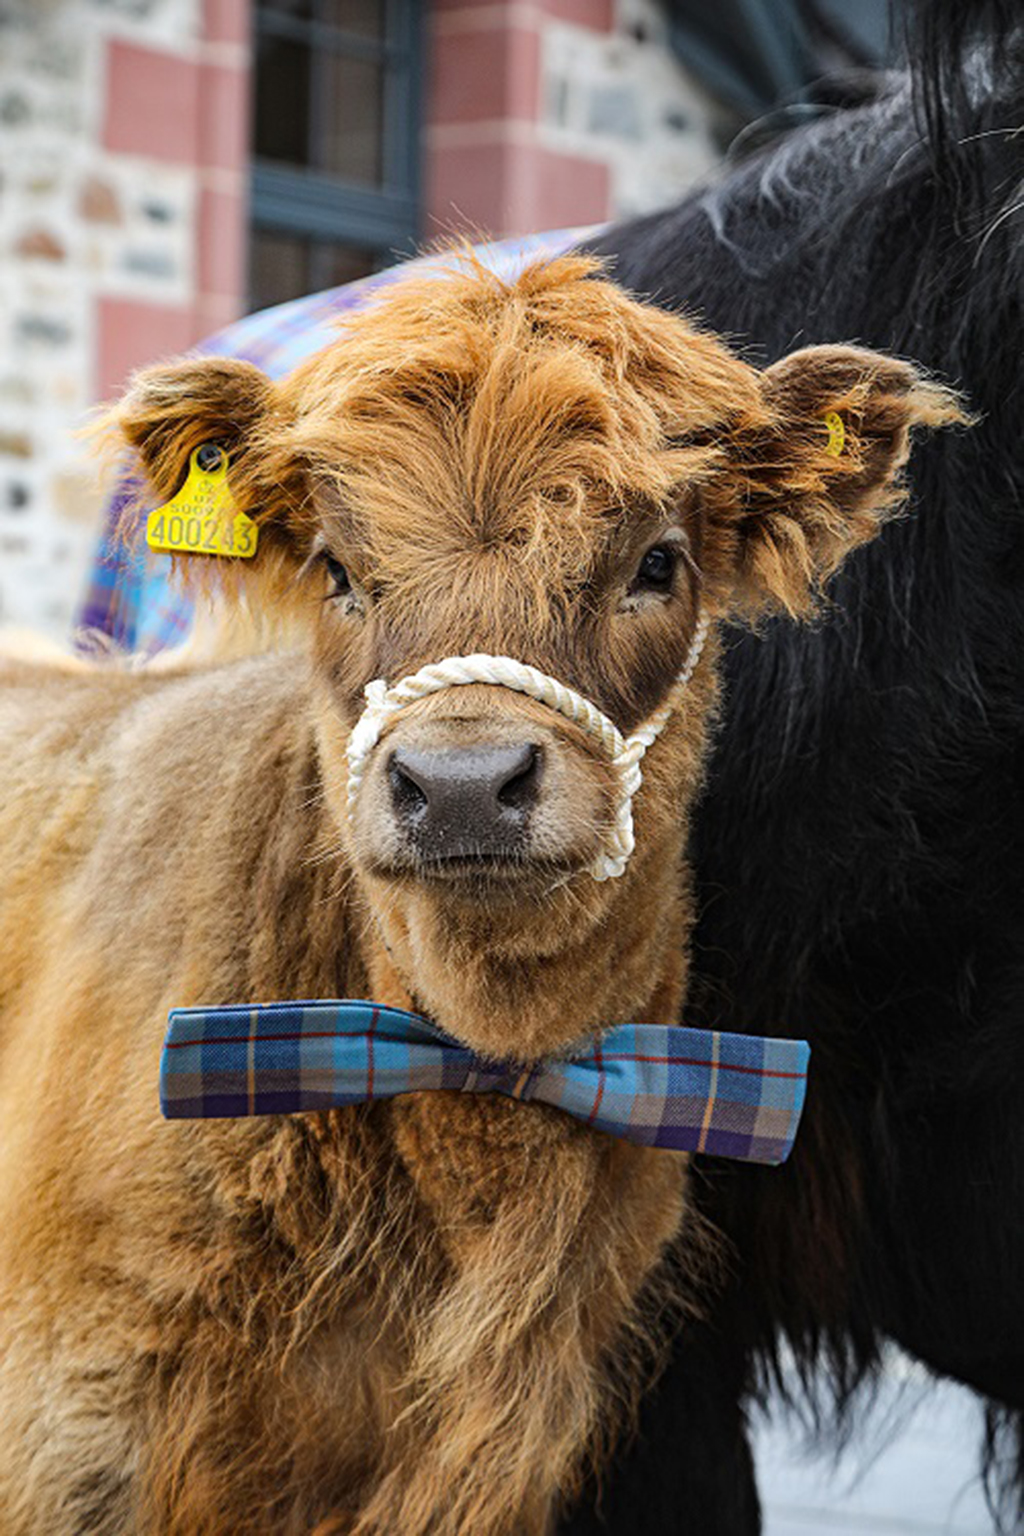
[635,545,676,591]
[322,552,352,598]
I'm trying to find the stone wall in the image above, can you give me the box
[543,0,729,222]
[0,0,249,637]
[426,0,726,238]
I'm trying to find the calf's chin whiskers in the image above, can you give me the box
[540,867,577,897]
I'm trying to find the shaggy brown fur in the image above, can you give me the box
[0,256,960,1535]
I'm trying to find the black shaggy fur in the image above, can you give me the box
[561,2,1024,1532]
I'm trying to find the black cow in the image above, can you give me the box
[565,1,1024,1530]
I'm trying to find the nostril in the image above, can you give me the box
[388,752,429,822]
[496,744,542,812]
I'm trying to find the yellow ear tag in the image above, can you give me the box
[146,445,259,559]
[822,411,846,458]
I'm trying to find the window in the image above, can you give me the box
[249,0,422,312]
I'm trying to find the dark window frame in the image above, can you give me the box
[250,0,423,304]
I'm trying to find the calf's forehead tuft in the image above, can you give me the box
[286,253,760,419]
[271,255,763,583]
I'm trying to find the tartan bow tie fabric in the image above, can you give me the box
[160,1000,810,1166]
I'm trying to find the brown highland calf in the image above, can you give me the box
[0,256,959,1535]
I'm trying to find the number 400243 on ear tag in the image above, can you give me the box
[146,444,259,559]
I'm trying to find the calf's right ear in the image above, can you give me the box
[101,357,308,576]
[109,358,273,492]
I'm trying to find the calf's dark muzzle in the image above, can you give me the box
[346,681,613,882]
[388,742,542,859]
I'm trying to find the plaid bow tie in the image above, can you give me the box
[160,1001,810,1166]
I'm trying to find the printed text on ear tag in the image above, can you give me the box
[146,444,259,559]
[822,411,846,457]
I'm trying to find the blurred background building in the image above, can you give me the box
[0,0,892,635]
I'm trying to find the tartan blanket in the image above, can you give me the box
[160,999,810,1166]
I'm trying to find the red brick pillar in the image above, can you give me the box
[426,0,613,239]
[96,0,252,399]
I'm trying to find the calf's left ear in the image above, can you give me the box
[711,345,967,618]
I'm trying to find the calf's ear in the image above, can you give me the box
[99,357,309,593]
[709,345,966,619]
[106,357,275,496]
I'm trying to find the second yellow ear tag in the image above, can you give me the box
[146,445,259,559]
[823,411,846,457]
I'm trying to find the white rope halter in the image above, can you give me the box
[346,613,711,881]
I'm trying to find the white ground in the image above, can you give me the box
[756,1361,996,1536]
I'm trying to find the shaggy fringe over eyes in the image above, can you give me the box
[273,253,760,621]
